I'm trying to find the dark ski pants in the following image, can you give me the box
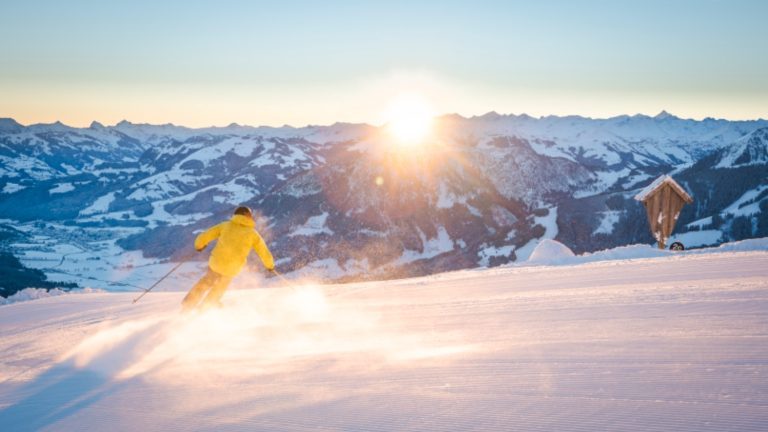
[182,268,233,311]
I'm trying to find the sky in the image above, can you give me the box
[1,0,766,127]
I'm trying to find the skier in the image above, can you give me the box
[182,206,275,311]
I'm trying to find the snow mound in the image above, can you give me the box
[0,287,103,306]
[708,237,768,252]
[578,244,667,262]
[524,237,768,267]
[527,239,576,265]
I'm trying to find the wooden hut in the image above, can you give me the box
[634,175,693,249]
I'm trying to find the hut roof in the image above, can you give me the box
[634,175,693,203]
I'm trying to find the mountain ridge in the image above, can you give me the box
[3,110,768,131]
[1,113,767,293]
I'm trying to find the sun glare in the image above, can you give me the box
[384,94,435,144]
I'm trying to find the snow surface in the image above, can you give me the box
[211,180,261,206]
[1,183,25,194]
[289,212,334,237]
[593,210,621,235]
[687,216,713,229]
[1,245,767,431]
[48,182,75,194]
[435,182,470,209]
[722,184,768,217]
[476,244,515,267]
[0,154,60,181]
[574,167,631,199]
[79,192,116,216]
[395,226,454,265]
[668,230,723,248]
[0,288,103,306]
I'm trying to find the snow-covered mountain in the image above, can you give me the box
[1,112,767,291]
[715,127,768,168]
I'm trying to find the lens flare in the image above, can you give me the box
[383,94,435,145]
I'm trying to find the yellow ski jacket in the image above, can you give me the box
[194,214,275,277]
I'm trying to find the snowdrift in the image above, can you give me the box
[0,287,103,306]
[524,237,768,267]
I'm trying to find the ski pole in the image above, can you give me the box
[132,252,196,304]
[270,268,292,286]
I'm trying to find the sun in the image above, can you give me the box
[383,94,435,144]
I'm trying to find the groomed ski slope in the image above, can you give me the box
[1,246,768,431]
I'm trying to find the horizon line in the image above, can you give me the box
[2,109,768,131]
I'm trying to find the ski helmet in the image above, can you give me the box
[234,206,253,218]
